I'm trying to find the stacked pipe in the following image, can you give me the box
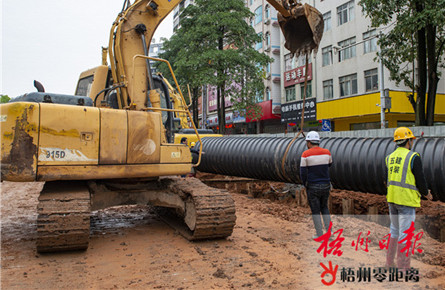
[195,137,445,201]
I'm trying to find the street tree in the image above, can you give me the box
[1,95,10,103]
[360,0,445,126]
[157,0,272,133]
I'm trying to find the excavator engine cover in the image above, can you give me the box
[277,2,324,57]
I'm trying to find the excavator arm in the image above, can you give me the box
[108,0,324,110]
[109,0,182,110]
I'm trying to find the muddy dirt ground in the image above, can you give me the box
[1,177,444,289]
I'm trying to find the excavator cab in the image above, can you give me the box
[75,65,176,144]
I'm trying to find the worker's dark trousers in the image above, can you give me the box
[306,183,331,237]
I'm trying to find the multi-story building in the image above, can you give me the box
[149,38,164,74]
[173,0,194,31]
[244,0,283,133]
[280,0,445,132]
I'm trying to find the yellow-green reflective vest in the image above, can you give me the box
[386,147,421,207]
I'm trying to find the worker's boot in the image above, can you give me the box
[385,237,398,268]
[396,243,411,271]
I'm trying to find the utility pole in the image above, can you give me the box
[202,85,207,129]
[378,48,386,129]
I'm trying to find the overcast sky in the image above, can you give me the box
[1,0,173,98]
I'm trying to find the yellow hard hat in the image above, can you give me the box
[393,127,416,142]
[190,142,196,147]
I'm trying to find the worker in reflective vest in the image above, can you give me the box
[385,127,432,270]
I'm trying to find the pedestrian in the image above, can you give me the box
[190,141,197,153]
[385,127,432,270]
[300,131,333,239]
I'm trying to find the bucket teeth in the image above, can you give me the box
[277,2,324,57]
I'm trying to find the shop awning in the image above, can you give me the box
[247,100,281,122]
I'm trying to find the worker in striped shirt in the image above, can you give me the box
[300,131,333,239]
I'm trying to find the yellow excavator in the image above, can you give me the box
[1,0,323,253]
[150,73,223,146]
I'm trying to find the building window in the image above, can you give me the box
[266,62,271,74]
[254,6,263,25]
[255,32,263,50]
[364,68,379,92]
[285,86,296,102]
[265,32,271,47]
[265,4,270,19]
[363,30,377,54]
[338,37,356,62]
[339,74,357,97]
[256,91,263,103]
[300,81,312,99]
[323,79,334,100]
[323,11,331,31]
[284,53,294,71]
[337,1,355,26]
[297,54,311,67]
[266,87,271,100]
[249,0,253,6]
[322,46,333,66]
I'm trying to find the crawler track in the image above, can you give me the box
[36,181,90,253]
[35,177,235,252]
[163,177,236,240]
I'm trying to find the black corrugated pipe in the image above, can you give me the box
[195,137,445,201]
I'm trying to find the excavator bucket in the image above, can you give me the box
[269,1,324,57]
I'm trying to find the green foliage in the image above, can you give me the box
[157,0,272,125]
[360,0,444,87]
[359,0,445,125]
[1,95,10,103]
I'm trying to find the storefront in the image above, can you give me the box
[246,100,282,134]
[207,114,218,129]
[317,91,445,131]
[280,97,317,132]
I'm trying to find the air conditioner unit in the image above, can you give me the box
[272,77,281,83]
[264,45,271,52]
[264,19,270,25]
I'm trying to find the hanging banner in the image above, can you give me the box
[207,86,233,112]
[233,110,246,123]
[207,115,218,127]
[225,112,233,124]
